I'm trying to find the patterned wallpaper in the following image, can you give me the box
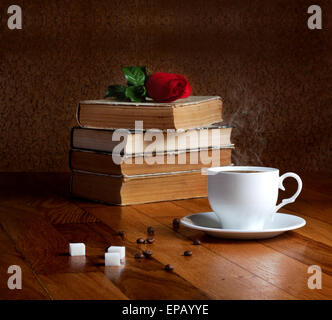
[0,0,331,172]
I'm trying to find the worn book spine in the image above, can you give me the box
[76,97,223,130]
[69,147,233,175]
[70,170,208,206]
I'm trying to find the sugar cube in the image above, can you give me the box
[69,243,85,256]
[107,246,125,260]
[105,252,121,266]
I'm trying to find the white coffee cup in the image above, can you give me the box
[207,166,302,230]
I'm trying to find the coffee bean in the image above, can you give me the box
[173,218,180,228]
[143,250,153,258]
[146,238,155,244]
[134,252,144,259]
[184,250,192,256]
[117,231,125,238]
[193,239,201,245]
[136,238,145,244]
[164,264,174,271]
[147,226,155,235]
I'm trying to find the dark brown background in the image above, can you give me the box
[1,0,331,172]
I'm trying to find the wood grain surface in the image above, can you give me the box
[0,173,331,300]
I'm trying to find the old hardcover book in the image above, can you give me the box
[70,147,233,175]
[76,96,222,130]
[70,170,207,205]
[71,123,232,154]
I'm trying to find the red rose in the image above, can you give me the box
[146,72,191,102]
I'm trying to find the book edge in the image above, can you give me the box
[70,145,235,157]
[71,168,204,179]
[71,122,233,133]
[78,96,221,108]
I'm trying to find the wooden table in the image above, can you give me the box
[0,173,331,300]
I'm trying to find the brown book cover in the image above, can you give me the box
[70,170,207,205]
[70,147,233,175]
[76,96,222,130]
[71,123,233,154]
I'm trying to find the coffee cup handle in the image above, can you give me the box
[275,172,303,212]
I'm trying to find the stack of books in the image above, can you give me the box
[69,96,234,205]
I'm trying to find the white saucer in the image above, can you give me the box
[180,212,306,240]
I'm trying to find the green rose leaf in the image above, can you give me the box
[125,85,146,102]
[105,85,126,99]
[140,66,148,77]
[122,66,146,86]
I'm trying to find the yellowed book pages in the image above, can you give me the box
[70,170,207,205]
[77,96,222,130]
